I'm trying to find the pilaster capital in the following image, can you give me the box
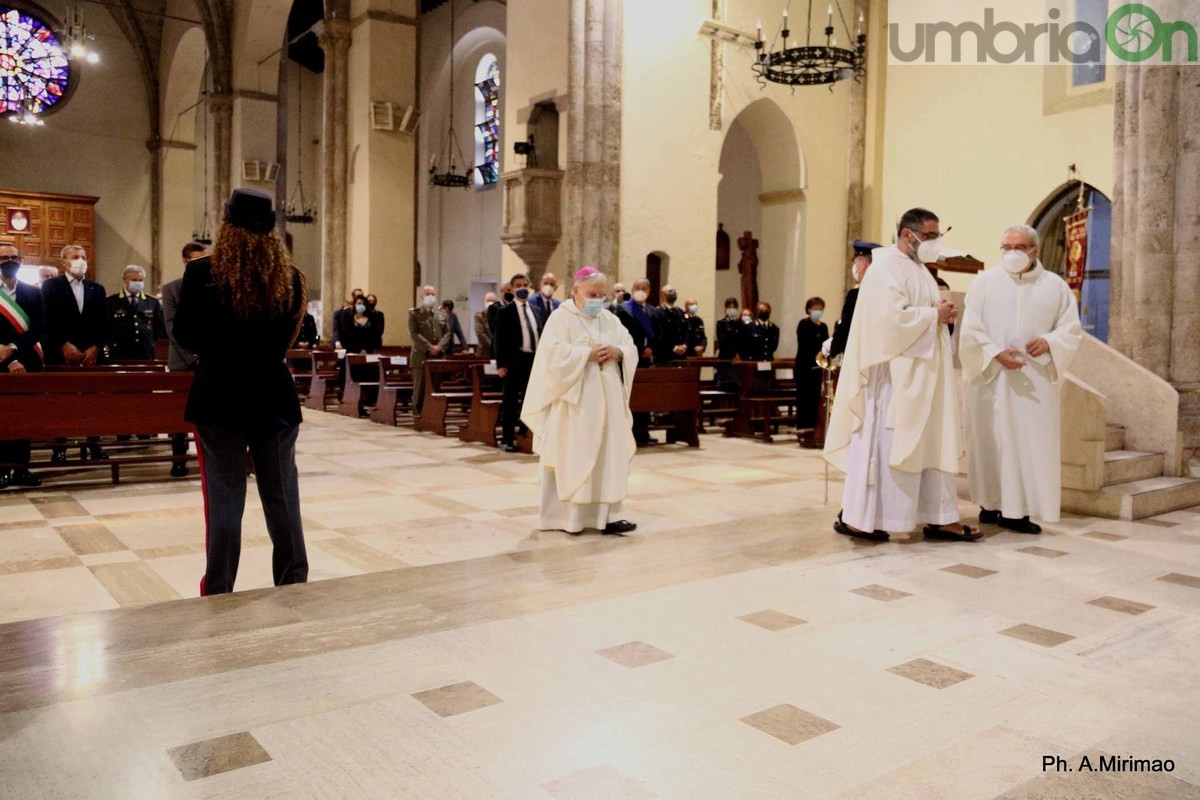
[319,18,353,51]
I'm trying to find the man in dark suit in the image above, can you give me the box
[616,278,661,445]
[107,265,166,361]
[830,240,880,359]
[0,244,45,487]
[487,282,513,356]
[529,272,561,323]
[42,244,109,461]
[161,242,206,477]
[494,272,544,452]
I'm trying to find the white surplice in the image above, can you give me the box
[521,301,640,533]
[824,245,962,533]
[959,262,1082,522]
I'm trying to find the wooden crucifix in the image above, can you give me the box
[737,230,759,311]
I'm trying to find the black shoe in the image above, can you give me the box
[51,448,68,464]
[604,519,637,536]
[10,469,41,487]
[923,524,983,542]
[833,512,889,541]
[979,508,1001,524]
[0,471,10,489]
[87,447,109,461]
[501,443,520,453]
[170,462,188,478]
[999,516,1041,534]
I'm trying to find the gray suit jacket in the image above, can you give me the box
[161,278,198,371]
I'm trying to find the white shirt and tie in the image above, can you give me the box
[517,299,540,353]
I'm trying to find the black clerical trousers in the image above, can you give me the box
[502,351,535,445]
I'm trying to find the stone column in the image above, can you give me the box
[209,92,234,232]
[1111,51,1200,459]
[843,0,869,281]
[565,0,622,279]
[318,17,352,342]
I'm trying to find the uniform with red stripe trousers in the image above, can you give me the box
[0,246,45,488]
[173,189,309,596]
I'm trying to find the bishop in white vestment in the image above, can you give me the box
[824,208,980,542]
[960,225,1082,532]
[522,267,641,535]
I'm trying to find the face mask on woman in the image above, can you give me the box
[810,309,824,322]
[355,303,367,314]
[726,308,739,319]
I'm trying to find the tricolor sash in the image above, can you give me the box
[0,288,43,361]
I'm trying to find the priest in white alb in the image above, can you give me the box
[522,267,641,536]
[960,224,1082,533]
[824,208,981,542]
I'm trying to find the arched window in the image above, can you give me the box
[474,54,500,187]
[0,8,72,119]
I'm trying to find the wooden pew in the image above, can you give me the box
[414,358,487,436]
[458,363,505,447]
[684,356,739,430]
[369,356,414,426]
[45,361,168,373]
[724,359,798,443]
[629,366,702,447]
[0,372,196,484]
[286,349,314,397]
[304,350,341,411]
[338,354,381,418]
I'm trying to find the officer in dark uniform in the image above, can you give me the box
[742,301,780,361]
[107,265,165,361]
[655,285,688,365]
[829,240,881,359]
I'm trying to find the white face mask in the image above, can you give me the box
[686,304,698,315]
[541,284,555,298]
[915,236,942,264]
[632,290,648,304]
[68,258,88,278]
[1001,250,1032,274]
[423,294,437,308]
[484,300,494,309]
[725,308,738,319]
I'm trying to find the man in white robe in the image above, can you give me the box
[824,208,981,542]
[522,267,641,535]
[960,224,1082,533]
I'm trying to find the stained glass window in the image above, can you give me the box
[1,8,71,117]
[474,56,500,187]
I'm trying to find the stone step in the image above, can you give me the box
[1105,424,1126,452]
[1103,450,1164,486]
[1063,476,1200,520]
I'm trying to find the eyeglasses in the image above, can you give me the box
[1000,244,1035,253]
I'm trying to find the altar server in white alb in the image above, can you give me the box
[824,208,981,542]
[522,267,641,536]
[960,224,1082,533]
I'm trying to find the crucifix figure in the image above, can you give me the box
[737,230,759,311]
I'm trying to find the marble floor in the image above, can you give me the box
[1,412,1199,798]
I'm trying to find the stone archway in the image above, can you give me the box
[717,97,806,339]
[158,25,208,282]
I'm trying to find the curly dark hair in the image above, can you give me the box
[210,223,295,319]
